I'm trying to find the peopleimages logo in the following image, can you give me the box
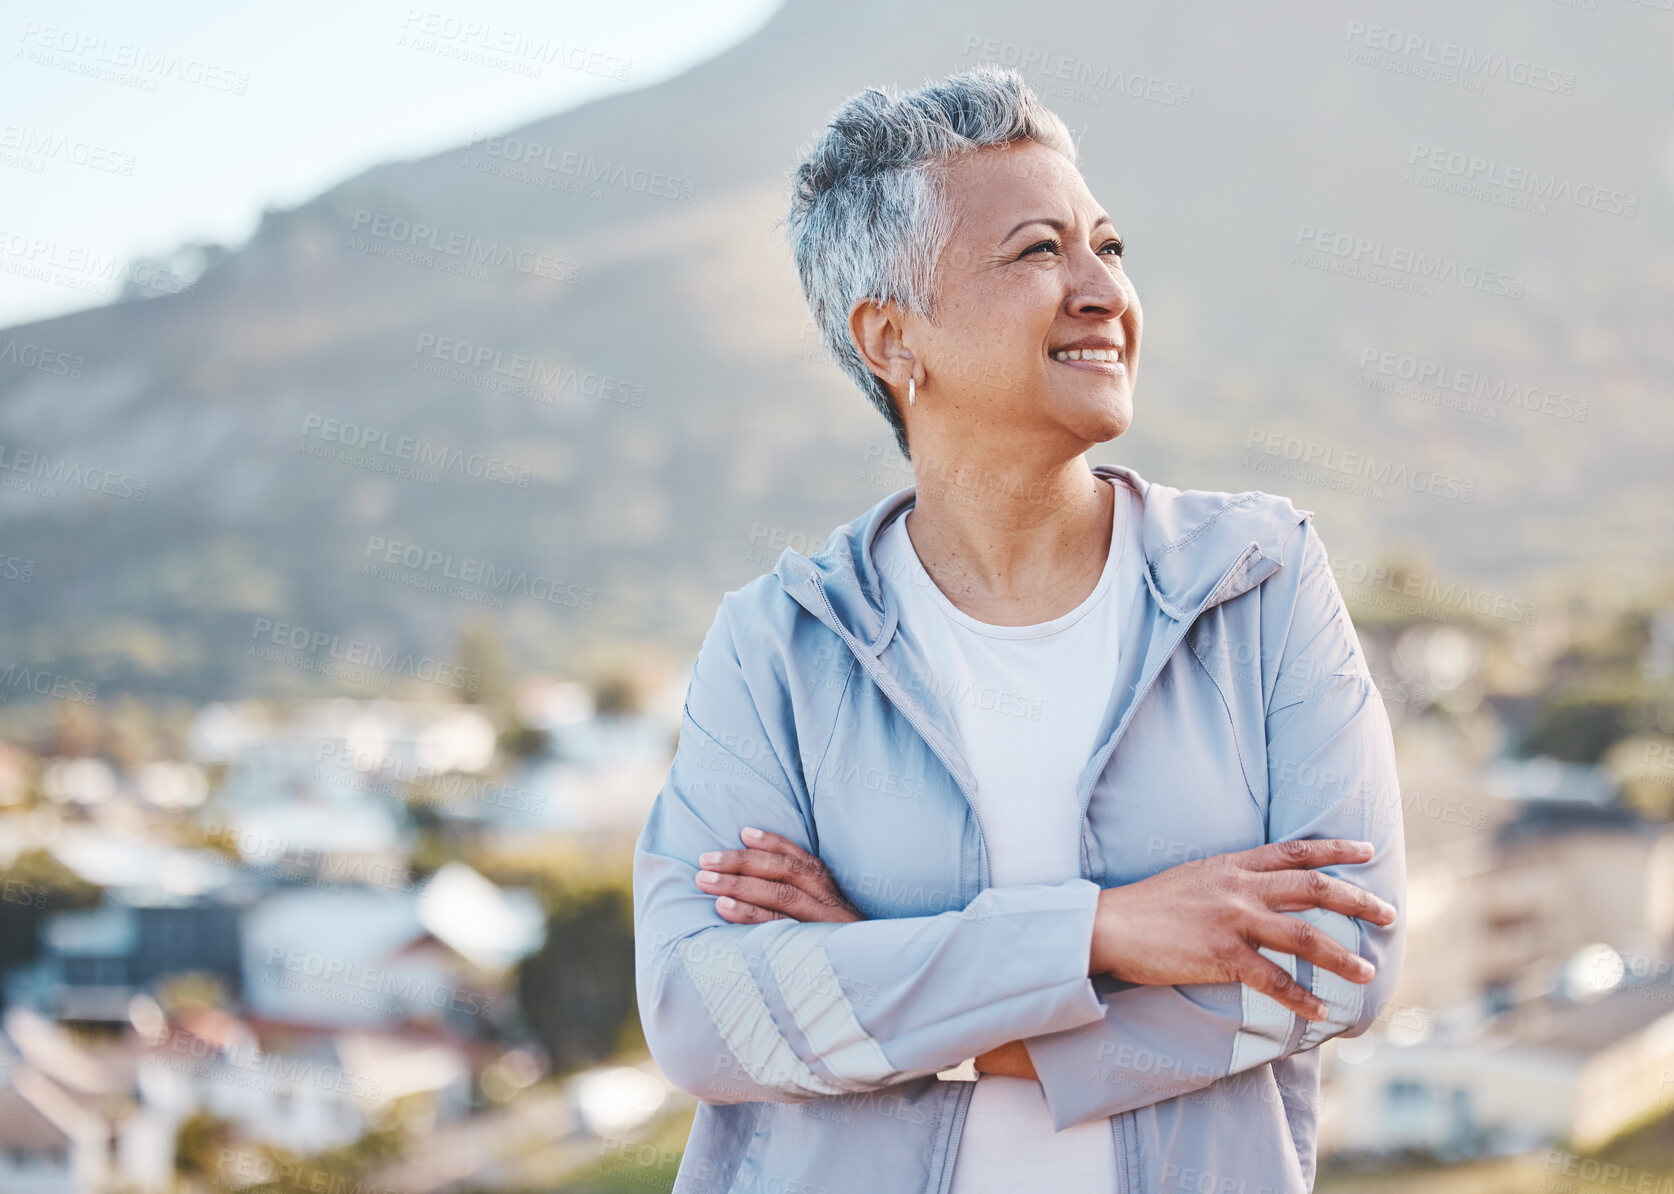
[348,209,580,282]
[264,946,498,1018]
[411,332,645,407]
[1293,224,1525,300]
[0,665,97,706]
[1355,348,1588,423]
[0,123,136,177]
[299,414,532,486]
[248,617,481,692]
[1406,143,1638,219]
[464,133,693,203]
[362,536,596,609]
[960,36,1193,108]
[1342,21,1577,95]
[396,10,632,82]
[16,22,253,94]
[0,443,148,501]
[1331,557,1540,627]
[1245,430,1476,503]
[0,230,197,300]
[0,338,85,377]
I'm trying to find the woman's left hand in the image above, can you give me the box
[695,826,864,924]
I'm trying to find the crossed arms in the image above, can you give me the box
[631,521,1406,1129]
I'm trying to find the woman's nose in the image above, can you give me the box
[1066,248,1130,317]
[1071,267,1124,316]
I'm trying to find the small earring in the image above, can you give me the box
[908,376,916,406]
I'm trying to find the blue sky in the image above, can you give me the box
[0,0,783,329]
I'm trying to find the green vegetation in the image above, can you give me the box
[0,848,102,1012]
[1521,679,1674,764]
[550,1105,696,1194]
[1319,1105,1674,1191]
[176,1106,409,1194]
[516,881,640,1078]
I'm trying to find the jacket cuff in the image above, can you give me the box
[1025,893,1115,1132]
[942,877,1106,1047]
[1007,877,1106,1038]
[1028,1019,1114,1132]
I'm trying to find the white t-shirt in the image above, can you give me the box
[872,475,1144,1193]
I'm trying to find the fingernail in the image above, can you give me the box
[698,852,722,867]
[1357,959,1374,979]
[717,896,736,911]
[696,870,719,884]
[1356,842,1375,855]
[742,826,764,841]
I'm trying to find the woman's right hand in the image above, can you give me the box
[1089,839,1397,1020]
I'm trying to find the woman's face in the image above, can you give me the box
[867,139,1141,455]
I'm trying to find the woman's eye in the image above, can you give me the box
[1021,237,1124,259]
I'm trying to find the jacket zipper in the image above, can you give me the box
[1112,1108,1131,1194]
[1067,542,1256,1194]
[805,575,991,1194]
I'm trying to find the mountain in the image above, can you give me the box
[2,0,1670,704]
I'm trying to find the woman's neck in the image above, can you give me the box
[901,458,1114,626]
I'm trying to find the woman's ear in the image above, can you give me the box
[849,297,914,391]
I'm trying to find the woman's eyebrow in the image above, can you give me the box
[1001,213,1118,240]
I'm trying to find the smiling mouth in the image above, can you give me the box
[1049,348,1126,375]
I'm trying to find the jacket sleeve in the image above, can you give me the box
[1026,518,1408,1131]
[633,596,1108,1104]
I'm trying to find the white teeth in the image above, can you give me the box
[1052,347,1123,362]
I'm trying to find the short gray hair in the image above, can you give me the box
[779,65,1079,460]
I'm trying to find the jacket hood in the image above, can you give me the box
[774,462,1312,652]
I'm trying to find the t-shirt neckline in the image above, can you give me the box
[887,478,1132,641]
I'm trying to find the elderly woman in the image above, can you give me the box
[633,65,1404,1194]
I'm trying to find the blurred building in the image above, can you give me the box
[192,698,498,808]
[449,676,684,849]
[4,871,260,1027]
[137,1005,472,1157]
[1322,976,1674,1158]
[240,861,544,1033]
[1322,763,1674,1163]
[1395,791,1670,1015]
[0,1008,175,1194]
[0,999,477,1193]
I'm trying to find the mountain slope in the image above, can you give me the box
[2,0,1669,703]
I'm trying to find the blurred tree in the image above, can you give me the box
[1333,548,1446,631]
[1569,607,1655,671]
[105,693,160,772]
[516,883,639,1077]
[591,666,644,717]
[499,721,552,760]
[455,616,549,760]
[406,825,452,884]
[1604,736,1674,820]
[0,849,102,1010]
[210,1121,407,1194]
[47,697,101,757]
[155,971,232,1012]
[456,617,515,717]
[172,1108,232,1182]
[1520,680,1673,764]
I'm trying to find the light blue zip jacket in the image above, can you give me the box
[633,462,1406,1193]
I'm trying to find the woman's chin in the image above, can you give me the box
[1060,390,1132,443]
[1092,412,1133,445]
